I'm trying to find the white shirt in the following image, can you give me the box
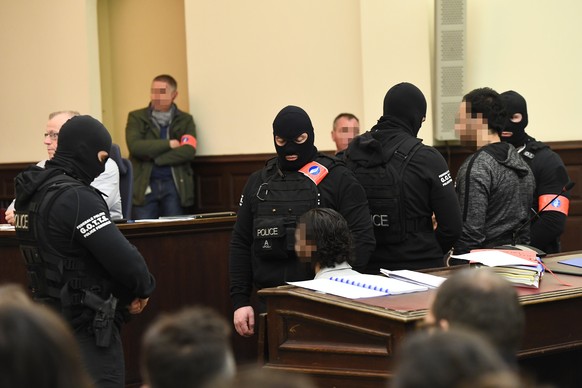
[7,159,123,220]
[314,261,361,280]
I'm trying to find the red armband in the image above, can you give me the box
[180,134,197,149]
[539,194,569,215]
[299,161,329,186]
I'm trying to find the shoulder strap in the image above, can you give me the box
[462,148,487,222]
[387,137,423,172]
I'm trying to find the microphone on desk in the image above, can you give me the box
[510,180,576,251]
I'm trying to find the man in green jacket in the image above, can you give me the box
[126,74,197,219]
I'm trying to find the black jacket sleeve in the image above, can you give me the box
[228,171,260,310]
[51,186,155,301]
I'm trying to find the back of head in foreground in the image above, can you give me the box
[429,268,525,364]
[0,303,94,388]
[141,306,236,388]
[296,208,354,270]
[209,366,317,388]
[391,328,523,388]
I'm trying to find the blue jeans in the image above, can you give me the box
[132,178,184,219]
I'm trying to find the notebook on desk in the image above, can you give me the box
[288,274,428,299]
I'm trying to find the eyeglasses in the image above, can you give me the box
[43,132,59,140]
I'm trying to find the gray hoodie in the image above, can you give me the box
[454,142,535,254]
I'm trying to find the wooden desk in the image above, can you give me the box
[259,254,582,388]
[0,217,258,388]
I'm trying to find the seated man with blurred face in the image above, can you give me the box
[453,88,534,254]
[295,208,360,279]
[331,113,359,156]
[5,111,123,224]
[424,268,525,366]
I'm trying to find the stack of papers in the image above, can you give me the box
[288,274,428,299]
[380,269,446,289]
[451,250,544,288]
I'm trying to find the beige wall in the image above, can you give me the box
[1,0,581,163]
[184,0,365,155]
[98,0,190,157]
[466,0,581,142]
[0,0,102,163]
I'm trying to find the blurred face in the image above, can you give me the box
[150,80,177,112]
[454,101,491,149]
[43,113,73,159]
[294,223,316,262]
[331,117,359,152]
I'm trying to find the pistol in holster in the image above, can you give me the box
[82,290,118,348]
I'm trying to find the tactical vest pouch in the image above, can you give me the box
[252,158,332,261]
[253,217,288,260]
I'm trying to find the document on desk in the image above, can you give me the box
[380,269,446,289]
[288,274,428,299]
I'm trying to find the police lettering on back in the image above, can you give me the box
[371,214,389,227]
[14,213,29,231]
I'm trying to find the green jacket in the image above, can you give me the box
[125,105,197,207]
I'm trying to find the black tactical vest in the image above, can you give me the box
[251,155,337,263]
[14,173,111,324]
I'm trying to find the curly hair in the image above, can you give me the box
[463,87,507,136]
[298,208,354,269]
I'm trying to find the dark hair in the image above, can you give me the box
[141,306,234,388]
[392,329,520,388]
[211,366,317,388]
[0,304,94,388]
[431,268,525,364]
[153,74,178,90]
[463,87,507,136]
[333,113,359,129]
[297,208,354,270]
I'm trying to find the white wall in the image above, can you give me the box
[0,0,101,163]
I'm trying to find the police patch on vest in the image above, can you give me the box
[256,226,281,238]
[14,212,29,231]
[299,161,329,185]
[76,212,112,238]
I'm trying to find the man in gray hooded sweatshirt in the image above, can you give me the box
[453,87,535,254]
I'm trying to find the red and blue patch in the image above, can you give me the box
[539,194,569,215]
[299,161,329,185]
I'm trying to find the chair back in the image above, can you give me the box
[110,144,133,219]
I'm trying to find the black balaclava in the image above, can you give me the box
[381,82,427,136]
[500,90,529,147]
[272,105,317,171]
[47,115,112,185]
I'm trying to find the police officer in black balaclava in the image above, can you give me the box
[499,90,529,147]
[47,115,112,183]
[14,115,155,388]
[345,82,461,273]
[229,105,375,338]
[272,105,318,171]
[381,82,427,137]
[500,90,571,253]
